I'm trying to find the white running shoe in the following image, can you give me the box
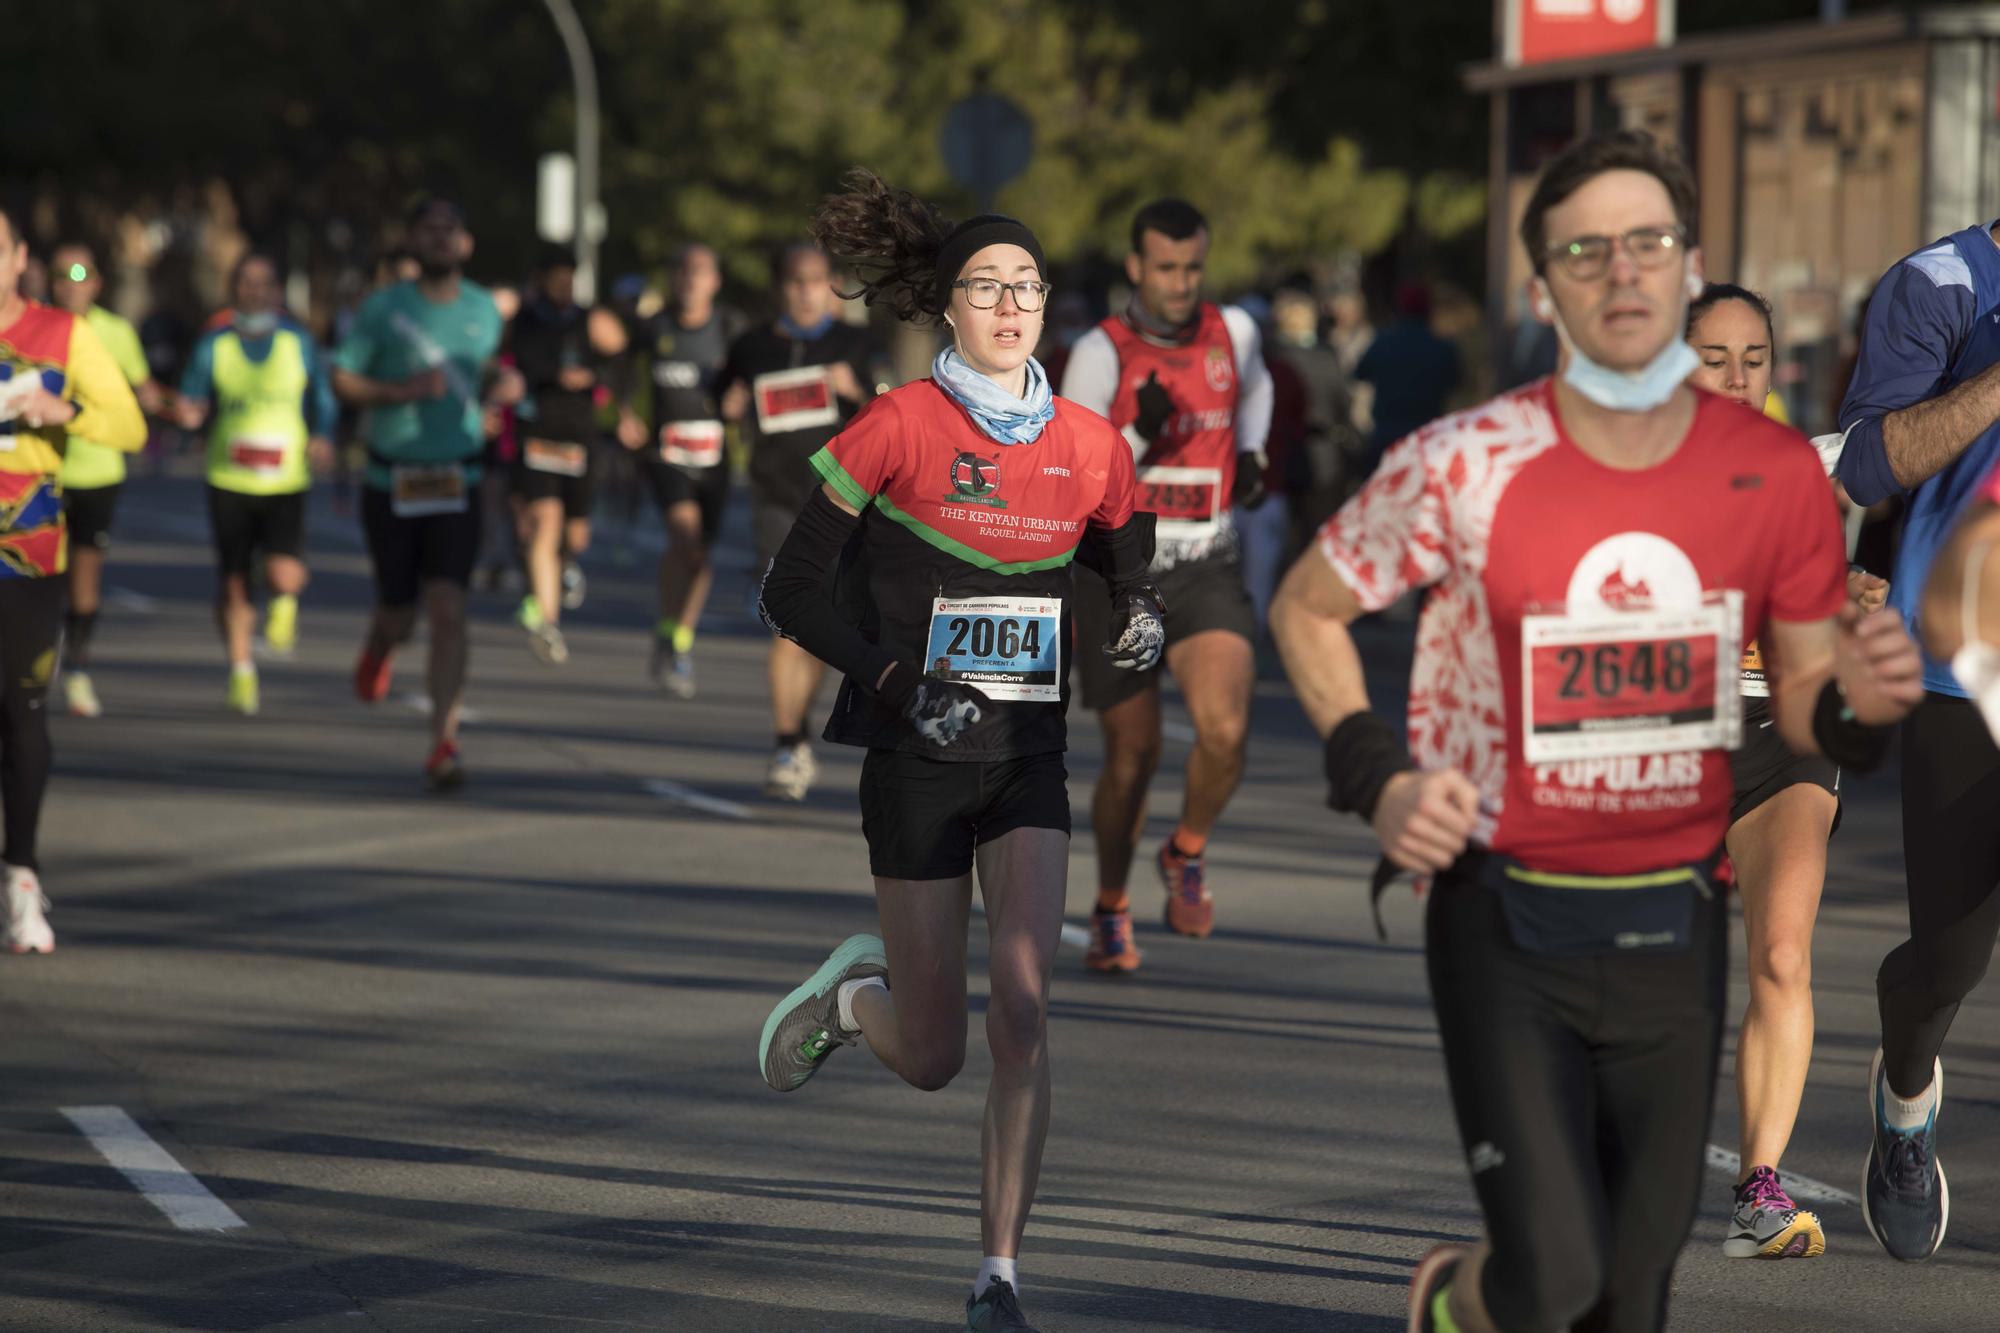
[764,743,817,801]
[529,622,570,665]
[5,865,53,954]
[63,672,103,719]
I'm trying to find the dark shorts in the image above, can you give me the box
[510,438,597,520]
[859,749,1071,880]
[1729,698,1840,829]
[208,486,307,577]
[647,460,731,547]
[359,486,483,608]
[1072,555,1256,710]
[64,484,122,554]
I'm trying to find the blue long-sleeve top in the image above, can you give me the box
[1834,223,2000,696]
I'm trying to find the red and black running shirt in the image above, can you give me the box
[1316,381,1846,875]
[810,378,1137,760]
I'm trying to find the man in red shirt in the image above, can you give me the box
[1059,200,1273,969]
[1272,132,1922,1332]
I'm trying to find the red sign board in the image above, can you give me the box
[1504,0,1674,67]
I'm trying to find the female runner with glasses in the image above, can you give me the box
[755,170,1163,1333]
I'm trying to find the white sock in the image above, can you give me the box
[973,1256,1017,1299]
[232,662,256,679]
[1882,1063,1939,1131]
[835,976,886,1034]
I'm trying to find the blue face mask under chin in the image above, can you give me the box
[1544,281,1700,413]
[236,311,278,339]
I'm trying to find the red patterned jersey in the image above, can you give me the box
[1316,381,1845,874]
[0,302,146,577]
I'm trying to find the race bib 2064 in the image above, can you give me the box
[1521,593,1743,764]
[924,596,1062,703]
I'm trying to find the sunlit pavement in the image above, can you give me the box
[4,470,1996,1331]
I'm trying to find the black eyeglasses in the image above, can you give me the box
[1544,226,1686,281]
[953,279,1051,312]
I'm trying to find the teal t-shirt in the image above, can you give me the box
[335,280,502,489]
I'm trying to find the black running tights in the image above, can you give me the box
[1879,692,2000,1097]
[0,577,63,870]
[1426,865,1726,1333]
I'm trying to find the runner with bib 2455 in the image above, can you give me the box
[1058,198,1273,970]
[757,171,1160,1333]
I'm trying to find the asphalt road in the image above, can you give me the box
[3,469,1997,1331]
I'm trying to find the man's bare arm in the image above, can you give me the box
[1882,359,2000,492]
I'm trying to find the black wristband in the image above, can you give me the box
[1811,678,1891,771]
[1323,711,1416,820]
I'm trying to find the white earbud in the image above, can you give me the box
[1531,279,1554,322]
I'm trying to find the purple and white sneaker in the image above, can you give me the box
[1723,1165,1824,1259]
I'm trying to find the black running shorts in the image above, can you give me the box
[1729,698,1839,828]
[63,484,122,554]
[858,748,1071,880]
[511,437,597,520]
[359,486,482,608]
[1072,554,1255,710]
[647,460,731,548]
[208,486,307,577]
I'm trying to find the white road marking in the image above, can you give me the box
[61,1105,247,1232]
[1705,1144,1858,1206]
[642,777,752,821]
[398,693,482,724]
[1162,720,1197,745]
[106,587,159,613]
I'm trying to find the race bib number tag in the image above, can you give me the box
[228,436,291,476]
[1738,640,1769,699]
[659,419,725,469]
[924,596,1062,703]
[1137,465,1222,543]
[753,367,838,434]
[1521,593,1743,764]
[523,438,589,478]
[390,463,468,518]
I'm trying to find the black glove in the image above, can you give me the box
[1232,452,1269,511]
[1103,586,1166,672]
[1132,371,1174,444]
[878,661,990,748]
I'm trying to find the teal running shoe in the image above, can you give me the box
[758,934,886,1092]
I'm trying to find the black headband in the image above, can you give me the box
[934,215,1047,315]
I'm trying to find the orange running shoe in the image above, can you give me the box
[424,739,464,792]
[1084,906,1141,973]
[354,644,394,703]
[1158,841,1214,937]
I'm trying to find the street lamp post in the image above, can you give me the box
[541,0,600,304]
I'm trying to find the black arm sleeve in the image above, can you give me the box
[1075,511,1157,599]
[757,489,900,693]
